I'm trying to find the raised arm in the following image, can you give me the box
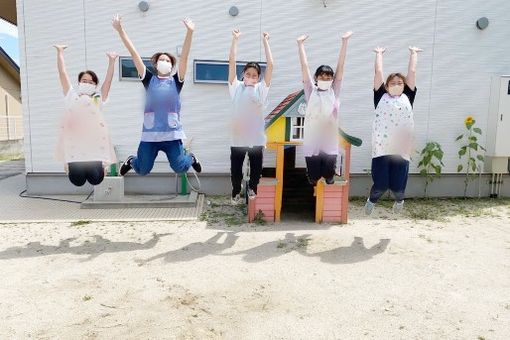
[334,31,352,82]
[406,46,422,90]
[228,29,241,85]
[296,35,312,84]
[101,52,118,101]
[262,32,273,87]
[112,14,145,78]
[373,46,386,90]
[178,18,195,81]
[54,45,71,96]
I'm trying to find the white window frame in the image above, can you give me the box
[290,116,305,141]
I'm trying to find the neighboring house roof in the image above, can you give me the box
[0,45,20,83]
[0,0,17,25]
[265,90,303,128]
[265,90,362,147]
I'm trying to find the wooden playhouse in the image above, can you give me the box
[247,90,362,224]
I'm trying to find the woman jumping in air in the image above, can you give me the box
[365,45,422,215]
[228,29,273,205]
[54,44,117,187]
[112,14,202,177]
[296,31,352,186]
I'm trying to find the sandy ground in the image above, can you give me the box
[0,198,509,339]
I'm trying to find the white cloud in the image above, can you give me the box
[0,18,18,38]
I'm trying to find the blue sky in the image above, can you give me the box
[0,18,19,65]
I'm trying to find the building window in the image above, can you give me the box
[119,56,156,81]
[193,60,266,84]
[291,117,305,141]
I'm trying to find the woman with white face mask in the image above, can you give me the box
[112,15,201,177]
[365,46,422,216]
[297,32,352,186]
[227,29,274,205]
[54,45,117,187]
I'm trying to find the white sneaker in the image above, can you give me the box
[247,189,256,199]
[231,194,242,206]
[364,199,375,216]
[393,200,404,214]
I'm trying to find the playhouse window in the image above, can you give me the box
[119,57,155,81]
[193,60,266,84]
[291,117,305,140]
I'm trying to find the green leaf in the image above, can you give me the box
[471,162,477,172]
[469,136,477,142]
[480,145,486,151]
[434,150,444,160]
[476,155,484,161]
[468,143,478,150]
[455,134,464,141]
[419,169,428,177]
[458,149,466,156]
[473,127,482,134]
[457,164,463,172]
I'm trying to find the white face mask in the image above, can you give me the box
[388,85,404,97]
[317,80,333,91]
[243,78,258,86]
[78,82,96,96]
[156,60,173,75]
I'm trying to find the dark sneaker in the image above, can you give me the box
[190,153,202,173]
[120,156,134,176]
[325,177,335,185]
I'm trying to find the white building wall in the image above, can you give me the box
[18,0,510,174]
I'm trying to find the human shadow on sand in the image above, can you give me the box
[219,233,313,263]
[221,234,389,264]
[299,237,390,264]
[137,231,240,265]
[0,233,171,261]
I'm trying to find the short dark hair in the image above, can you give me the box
[78,70,99,85]
[243,62,261,77]
[314,65,334,80]
[151,52,177,72]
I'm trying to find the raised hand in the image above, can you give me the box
[297,34,309,44]
[112,14,123,32]
[342,31,353,40]
[373,46,386,54]
[183,17,195,32]
[409,46,423,54]
[262,32,270,41]
[106,52,119,60]
[232,28,241,39]
[53,44,68,52]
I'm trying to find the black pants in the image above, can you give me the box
[68,161,105,187]
[305,153,337,185]
[369,155,409,203]
[230,146,264,197]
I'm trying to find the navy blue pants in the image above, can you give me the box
[68,161,104,186]
[131,140,192,175]
[369,155,409,203]
[305,153,337,184]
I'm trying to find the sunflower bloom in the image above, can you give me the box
[465,116,474,128]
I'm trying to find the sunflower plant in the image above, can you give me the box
[456,116,485,197]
